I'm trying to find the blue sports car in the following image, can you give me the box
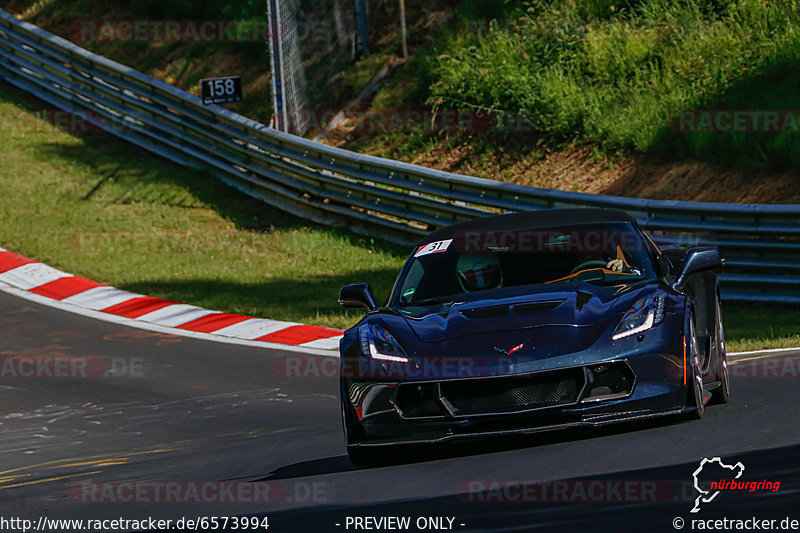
[338,208,729,465]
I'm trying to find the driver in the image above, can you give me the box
[456,253,503,292]
[606,245,635,273]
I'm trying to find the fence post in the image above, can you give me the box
[266,0,288,132]
[355,0,369,58]
[399,0,408,58]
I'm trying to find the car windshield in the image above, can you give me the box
[392,222,657,311]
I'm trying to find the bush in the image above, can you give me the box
[426,0,800,167]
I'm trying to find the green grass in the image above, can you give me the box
[0,83,405,330]
[420,0,800,170]
[724,304,800,353]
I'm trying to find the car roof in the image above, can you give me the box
[420,208,636,245]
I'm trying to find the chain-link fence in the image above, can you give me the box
[270,0,388,135]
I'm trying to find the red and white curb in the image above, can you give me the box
[0,249,343,356]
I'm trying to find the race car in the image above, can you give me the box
[338,208,729,465]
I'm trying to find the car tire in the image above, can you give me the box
[686,311,705,419]
[708,295,730,404]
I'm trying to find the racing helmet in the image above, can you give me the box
[456,253,503,292]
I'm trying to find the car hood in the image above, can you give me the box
[393,282,652,358]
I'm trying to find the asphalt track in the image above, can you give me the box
[1,289,799,532]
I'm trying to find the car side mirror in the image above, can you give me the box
[339,283,378,310]
[673,247,724,292]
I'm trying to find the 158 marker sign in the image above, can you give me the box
[200,76,242,105]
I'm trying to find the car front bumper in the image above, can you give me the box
[342,334,691,447]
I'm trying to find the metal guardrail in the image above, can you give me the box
[1,9,798,304]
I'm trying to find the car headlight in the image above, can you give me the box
[612,293,666,340]
[358,324,409,362]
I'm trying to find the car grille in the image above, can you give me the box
[439,367,584,416]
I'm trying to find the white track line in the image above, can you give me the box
[728,346,800,358]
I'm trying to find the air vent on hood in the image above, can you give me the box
[512,300,564,315]
[460,305,509,320]
[459,299,565,320]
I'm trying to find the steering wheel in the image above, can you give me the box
[569,260,608,274]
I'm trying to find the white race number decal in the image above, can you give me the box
[415,239,453,257]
